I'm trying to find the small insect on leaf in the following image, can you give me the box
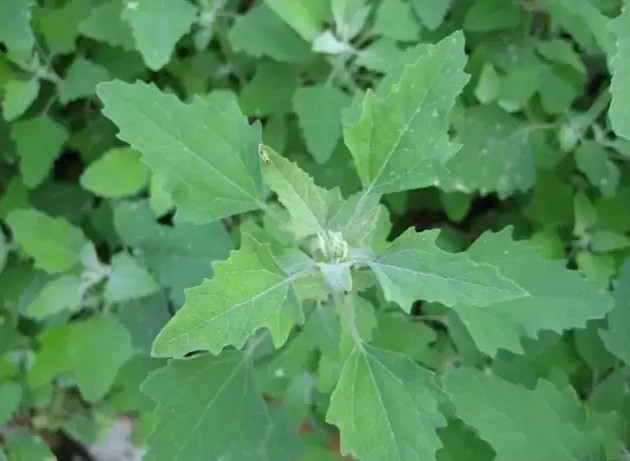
[259,144,271,166]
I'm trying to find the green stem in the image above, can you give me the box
[334,291,362,345]
[214,17,246,86]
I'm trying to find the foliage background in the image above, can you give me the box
[0,0,630,459]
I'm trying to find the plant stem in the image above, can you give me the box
[334,291,362,345]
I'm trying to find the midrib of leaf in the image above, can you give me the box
[346,48,449,229]
[103,88,264,208]
[370,259,526,298]
[358,346,403,461]
[168,355,271,461]
[268,161,326,235]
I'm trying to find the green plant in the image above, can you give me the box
[1,0,630,460]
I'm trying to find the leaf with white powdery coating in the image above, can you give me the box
[438,105,537,199]
[123,0,198,71]
[142,351,274,461]
[7,208,86,274]
[97,81,264,223]
[344,31,468,196]
[262,146,330,239]
[369,228,526,312]
[449,227,614,356]
[327,344,446,461]
[609,3,630,139]
[152,234,305,357]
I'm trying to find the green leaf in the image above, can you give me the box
[537,39,586,74]
[229,4,311,62]
[59,56,110,104]
[326,191,388,247]
[240,62,299,116]
[105,251,159,303]
[356,38,406,73]
[0,230,8,275]
[344,32,468,196]
[0,0,35,51]
[152,234,305,357]
[142,351,274,461]
[438,105,537,198]
[373,0,420,41]
[474,62,499,104]
[293,84,350,163]
[409,0,450,30]
[600,259,630,365]
[80,147,149,198]
[79,0,134,49]
[123,0,197,71]
[37,0,90,56]
[2,78,39,122]
[443,367,607,461]
[497,65,545,112]
[263,0,325,42]
[609,3,630,139]
[4,430,55,461]
[436,420,494,461]
[369,228,526,312]
[262,147,330,239]
[10,115,68,188]
[114,200,232,306]
[463,0,525,32]
[327,344,446,461]
[117,291,171,354]
[28,316,134,401]
[149,174,174,217]
[7,208,86,274]
[371,313,437,362]
[24,274,82,320]
[575,141,619,197]
[98,81,264,223]
[544,0,616,57]
[0,178,29,221]
[449,228,614,356]
[0,381,22,425]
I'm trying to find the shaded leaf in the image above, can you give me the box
[11,115,68,188]
[28,316,134,401]
[7,208,86,274]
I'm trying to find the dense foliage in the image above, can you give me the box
[1,0,630,459]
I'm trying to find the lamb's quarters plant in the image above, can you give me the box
[2,0,630,459]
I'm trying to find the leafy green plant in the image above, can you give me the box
[1,0,630,460]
